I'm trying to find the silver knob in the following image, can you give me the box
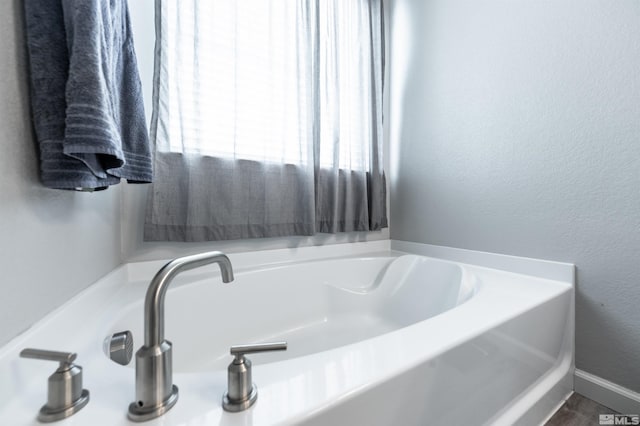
[222,342,287,413]
[20,348,90,423]
[103,331,134,366]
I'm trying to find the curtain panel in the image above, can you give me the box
[144,0,387,242]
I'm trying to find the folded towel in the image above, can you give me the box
[24,0,152,190]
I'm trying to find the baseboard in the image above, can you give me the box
[575,369,640,414]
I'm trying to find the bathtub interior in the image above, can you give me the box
[106,254,476,372]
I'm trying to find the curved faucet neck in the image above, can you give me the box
[143,251,234,347]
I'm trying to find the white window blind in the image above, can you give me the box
[159,0,377,170]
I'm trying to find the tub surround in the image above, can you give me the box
[0,241,573,425]
[391,240,575,283]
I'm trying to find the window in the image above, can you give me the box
[146,0,387,242]
[162,1,309,165]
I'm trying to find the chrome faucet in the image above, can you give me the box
[127,251,234,422]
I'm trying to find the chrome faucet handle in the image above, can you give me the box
[20,348,90,422]
[230,342,288,361]
[223,341,287,413]
[20,349,77,366]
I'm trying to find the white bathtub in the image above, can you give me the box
[0,241,573,425]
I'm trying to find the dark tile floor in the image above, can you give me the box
[545,393,618,426]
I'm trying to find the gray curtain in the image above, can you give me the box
[145,0,387,242]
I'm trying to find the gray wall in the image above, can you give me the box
[389,0,640,391]
[0,0,122,346]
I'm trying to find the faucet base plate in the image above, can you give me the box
[222,385,258,412]
[127,385,179,422]
[38,389,90,423]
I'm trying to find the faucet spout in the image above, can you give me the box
[144,251,234,347]
[128,251,234,422]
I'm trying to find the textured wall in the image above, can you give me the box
[0,0,122,346]
[389,0,640,390]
